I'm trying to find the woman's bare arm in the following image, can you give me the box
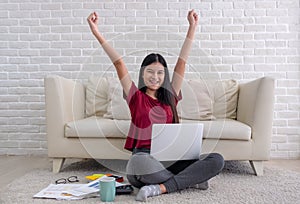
[87,12,132,96]
[172,10,199,96]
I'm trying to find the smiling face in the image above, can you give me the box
[142,62,165,91]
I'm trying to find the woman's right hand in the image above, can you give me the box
[187,9,199,28]
[87,12,100,36]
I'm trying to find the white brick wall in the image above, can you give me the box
[0,0,299,158]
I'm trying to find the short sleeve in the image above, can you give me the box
[123,82,138,104]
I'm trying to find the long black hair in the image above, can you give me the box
[138,53,179,123]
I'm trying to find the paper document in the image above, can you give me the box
[33,176,127,200]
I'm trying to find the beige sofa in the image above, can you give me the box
[44,75,275,176]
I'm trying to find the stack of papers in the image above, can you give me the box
[33,176,126,200]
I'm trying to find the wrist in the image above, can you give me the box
[92,30,100,37]
[188,23,197,30]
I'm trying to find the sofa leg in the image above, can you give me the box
[249,160,264,176]
[52,158,65,173]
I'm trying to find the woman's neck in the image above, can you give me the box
[146,89,157,100]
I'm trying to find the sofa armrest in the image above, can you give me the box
[44,75,85,156]
[236,77,275,159]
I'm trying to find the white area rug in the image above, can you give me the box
[1,159,299,204]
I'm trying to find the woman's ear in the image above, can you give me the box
[141,70,144,79]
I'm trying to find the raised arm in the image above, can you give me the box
[87,12,132,96]
[171,10,199,96]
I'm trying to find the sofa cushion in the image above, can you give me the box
[181,119,251,141]
[85,76,109,117]
[65,117,250,141]
[103,77,131,120]
[177,79,238,120]
[65,116,129,138]
[212,80,239,119]
[178,80,215,120]
[86,76,132,120]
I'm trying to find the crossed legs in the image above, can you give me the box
[126,152,224,200]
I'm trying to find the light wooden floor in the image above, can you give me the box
[0,156,299,191]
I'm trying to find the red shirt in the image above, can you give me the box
[124,82,181,151]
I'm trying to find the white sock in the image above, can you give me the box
[135,185,162,202]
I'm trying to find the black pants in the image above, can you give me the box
[126,152,224,193]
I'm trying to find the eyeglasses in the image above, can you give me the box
[55,176,79,184]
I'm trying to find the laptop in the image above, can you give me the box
[150,123,203,161]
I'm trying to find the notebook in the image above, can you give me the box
[150,123,203,161]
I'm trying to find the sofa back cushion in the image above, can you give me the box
[85,76,238,120]
[85,76,131,119]
[212,80,239,119]
[85,76,109,117]
[177,79,238,120]
[103,77,131,120]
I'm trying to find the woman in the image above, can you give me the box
[87,10,224,202]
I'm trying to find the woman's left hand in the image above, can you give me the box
[187,9,199,27]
